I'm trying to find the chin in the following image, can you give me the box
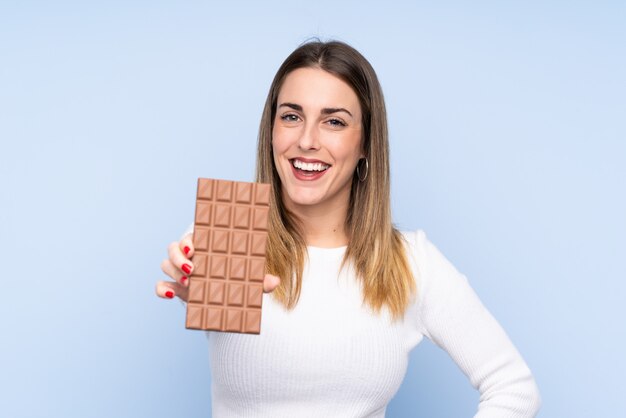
[284,190,325,207]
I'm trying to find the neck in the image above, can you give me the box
[284,194,350,248]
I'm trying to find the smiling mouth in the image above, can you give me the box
[290,158,331,172]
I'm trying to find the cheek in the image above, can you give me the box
[335,134,363,163]
[271,126,298,157]
[271,132,289,172]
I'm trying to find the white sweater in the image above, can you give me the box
[181,228,541,417]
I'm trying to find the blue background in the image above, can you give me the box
[1,1,624,417]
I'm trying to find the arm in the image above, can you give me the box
[414,230,541,417]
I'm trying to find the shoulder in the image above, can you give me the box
[399,230,459,270]
[398,229,426,254]
[398,229,471,307]
[398,229,445,275]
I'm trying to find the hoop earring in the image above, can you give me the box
[356,158,369,182]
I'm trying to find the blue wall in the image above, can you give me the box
[1,1,624,417]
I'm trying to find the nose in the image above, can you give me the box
[297,121,320,151]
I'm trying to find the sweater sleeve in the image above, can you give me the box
[413,230,541,417]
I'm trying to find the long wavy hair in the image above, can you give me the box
[255,40,416,320]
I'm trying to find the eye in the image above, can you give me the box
[327,118,346,127]
[280,113,300,122]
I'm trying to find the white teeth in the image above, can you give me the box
[293,159,330,172]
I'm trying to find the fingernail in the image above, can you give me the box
[181,276,188,285]
[182,264,192,275]
[165,290,174,299]
[183,246,190,256]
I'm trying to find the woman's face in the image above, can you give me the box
[272,67,363,212]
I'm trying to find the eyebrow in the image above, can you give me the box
[278,102,353,118]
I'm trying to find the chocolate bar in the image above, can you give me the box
[186,178,271,334]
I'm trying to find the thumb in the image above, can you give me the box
[263,274,280,293]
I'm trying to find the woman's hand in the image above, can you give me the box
[155,233,281,302]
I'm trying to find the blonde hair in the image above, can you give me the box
[255,40,416,320]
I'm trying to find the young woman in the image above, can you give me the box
[156,40,541,417]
